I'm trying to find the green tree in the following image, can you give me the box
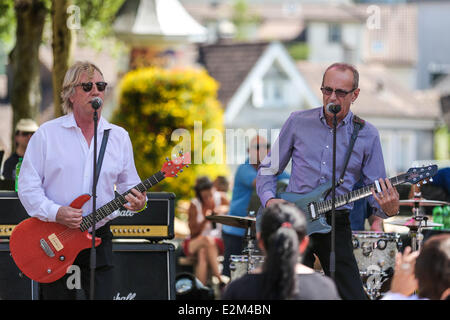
[0,0,125,134]
[112,67,229,202]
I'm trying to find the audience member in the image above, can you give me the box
[383,234,450,300]
[222,135,289,277]
[183,176,229,286]
[2,118,39,180]
[222,203,340,300]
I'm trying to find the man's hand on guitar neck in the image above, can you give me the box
[56,206,83,229]
[123,188,147,212]
[371,177,400,217]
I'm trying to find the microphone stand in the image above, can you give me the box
[330,109,338,281]
[90,107,99,300]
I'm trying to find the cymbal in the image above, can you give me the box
[206,215,256,229]
[399,199,450,207]
[385,218,443,228]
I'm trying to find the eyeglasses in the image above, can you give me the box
[320,86,356,98]
[15,131,34,137]
[75,81,107,92]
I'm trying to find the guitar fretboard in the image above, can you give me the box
[79,171,165,231]
[316,173,408,214]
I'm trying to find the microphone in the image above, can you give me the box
[326,103,341,114]
[90,97,103,110]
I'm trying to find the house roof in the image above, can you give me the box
[296,61,441,120]
[198,41,270,107]
[184,2,418,65]
[113,0,207,45]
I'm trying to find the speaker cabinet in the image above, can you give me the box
[0,242,39,300]
[111,240,175,300]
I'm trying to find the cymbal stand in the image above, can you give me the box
[242,211,257,272]
[409,194,426,252]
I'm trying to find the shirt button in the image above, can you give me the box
[326,145,329,149]
[322,162,326,165]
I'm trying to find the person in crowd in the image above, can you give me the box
[183,176,229,286]
[2,118,39,180]
[222,202,340,300]
[18,61,147,299]
[256,62,400,300]
[221,135,289,278]
[383,233,450,300]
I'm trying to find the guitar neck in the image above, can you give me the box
[318,173,408,214]
[80,171,165,231]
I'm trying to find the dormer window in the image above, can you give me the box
[253,64,289,108]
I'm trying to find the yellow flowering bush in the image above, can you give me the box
[112,67,229,203]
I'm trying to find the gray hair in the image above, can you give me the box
[61,61,104,114]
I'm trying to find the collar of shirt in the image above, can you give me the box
[62,112,114,132]
[319,106,353,128]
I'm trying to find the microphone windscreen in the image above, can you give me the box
[91,97,103,110]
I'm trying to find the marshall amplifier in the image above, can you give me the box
[0,241,39,300]
[110,192,175,241]
[111,240,175,300]
[0,192,30,237]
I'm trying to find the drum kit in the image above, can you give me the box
[206,211,264,281]
[354,197,449,300]
[207,197,449,300]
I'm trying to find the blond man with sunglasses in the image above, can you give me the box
[256,62,400,300]
[17,61,147,299]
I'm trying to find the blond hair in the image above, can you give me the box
[61,61,104,114]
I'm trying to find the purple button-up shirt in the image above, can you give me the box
[256,106,389,218]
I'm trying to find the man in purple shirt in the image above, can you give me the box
[256,63,400,300]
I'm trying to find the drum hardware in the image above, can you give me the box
[352,231,400,300]
[392,193,445,252]
[206,211,261,280]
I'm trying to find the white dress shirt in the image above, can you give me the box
[18,113,142,229]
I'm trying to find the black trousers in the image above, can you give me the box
[39,223,114,300]
[303,210,367,300]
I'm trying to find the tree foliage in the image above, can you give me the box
[112,67,229,202]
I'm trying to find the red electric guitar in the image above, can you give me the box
[9,152,190,283]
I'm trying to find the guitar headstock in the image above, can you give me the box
[405,164,438,185]
[161,151,191,178]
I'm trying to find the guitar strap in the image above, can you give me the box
[93,129,111,188]
[336,115,365,187]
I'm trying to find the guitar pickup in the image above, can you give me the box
[48,233,64,251]
[40,239,55,258]
[308,203,318,220]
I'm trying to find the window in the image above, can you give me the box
[257,65,289,108]
[328,24,342,43]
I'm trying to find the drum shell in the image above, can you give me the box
[352,231,400,276]
[229,255,264,281]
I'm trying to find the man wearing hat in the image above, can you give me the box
[2,118,39,180]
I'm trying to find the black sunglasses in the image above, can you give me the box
[321,86,356,98]
[15,131,34,137]
[75,81,107,92]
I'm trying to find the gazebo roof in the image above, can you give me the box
[113,0,207,46]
